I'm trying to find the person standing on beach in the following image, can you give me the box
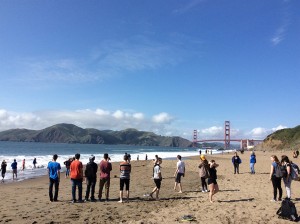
[250,152,256,174]
[174,155,185,193]
[198,155,209,192]
[11,159,17,180]
[119,154,131,203]
[281,155,292,200]
[22,159,25,171]
[47,154,61,202]
[70,153,84,203]
[1,160,7,182]
[84,155,98,202]
[64,158,71,178]
[150,158,162,200]
[232,152,241,174]
[98,153,112,202]
[208,160,219,203]
[33,158,37,168]
[269,155,283,202]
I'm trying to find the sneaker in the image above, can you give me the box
[270,199,277,202]
[205,190,208,192]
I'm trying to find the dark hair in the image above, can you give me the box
[124,155,128,161]
[75,153,80,160]
[104,153,109,159]
[281,155,290,163]
[177,155,182,160]
[53,154,58,160]
[271,155,280,163]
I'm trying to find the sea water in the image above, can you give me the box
[0,141,229,182]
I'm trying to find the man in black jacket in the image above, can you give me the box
[84,155,98,202]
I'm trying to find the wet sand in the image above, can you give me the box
[0,150,299,223]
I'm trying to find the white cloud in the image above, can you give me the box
[272,125,287,132]
[200,126,223,138]
[152,112,173,124]
[249,125,288,139]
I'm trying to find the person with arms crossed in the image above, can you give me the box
[70,153,84,203]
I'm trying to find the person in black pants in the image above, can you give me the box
[270,155,282,202]
[232,152,241,174]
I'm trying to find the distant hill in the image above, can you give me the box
[0,123,193,147]
[256,125,300,150]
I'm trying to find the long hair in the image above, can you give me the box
[271,155,280,163]
[281,155,290,163]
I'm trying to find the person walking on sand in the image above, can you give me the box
[84,155,98,202]
[11,159,17,180]
[1,160,7,182]
[150,158,162,200]
[281,155,292,200]
[269,155,283,202]
[250,152,256,174]
[119,154,131,203]
[98,153,112,202]
[47,154,61,202]
[208,160,219,203]
[232,152,241,174]
[174,155,185,193]
[70,153,84,203]
[198,155,209,192]
[64,158,71,178]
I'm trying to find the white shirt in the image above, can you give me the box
[177,160,185,174]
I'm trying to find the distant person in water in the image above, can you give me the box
[174,155,185,193]
[11,159,17,180]
[33,158,37,168]
[1,160,7,182]
[22,159,25,171]
[47,154,61,202]
[145,154,148,161]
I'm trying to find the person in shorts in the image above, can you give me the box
[208,160,219,203]
[119,155,131,203]
[174,155,185,193]
[150,158,162,200]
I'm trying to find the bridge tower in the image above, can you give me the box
[224,121,230,149]
[193,130,198,147]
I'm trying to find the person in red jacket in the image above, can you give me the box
[70,153,84,203]
[98,153,112,201]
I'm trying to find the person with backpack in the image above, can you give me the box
[198,155,209,192]
[250,152,256,174]
[281,155,292,200]
[270,155,283,202]
[232,152,242,174]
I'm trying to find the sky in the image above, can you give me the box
[0,0,300,142]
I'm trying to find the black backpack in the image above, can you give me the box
[277,198,299,222]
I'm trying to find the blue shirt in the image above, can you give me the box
[11,161,17,170]
[47,161,61,180]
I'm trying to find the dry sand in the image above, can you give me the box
[0,150,299,224]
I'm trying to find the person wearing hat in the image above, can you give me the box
[198,155,209,192]
[84,155,98,202]
[98,153,112,202]
[1,160,7,182]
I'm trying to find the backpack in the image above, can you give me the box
[277,198,299,222]
[275,164,287,178]
[291,163,300,181]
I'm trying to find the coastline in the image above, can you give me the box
[0,150,298,223]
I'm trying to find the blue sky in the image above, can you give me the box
[0,0,299,141]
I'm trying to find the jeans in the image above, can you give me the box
[250,163,255,174]
[201,177,207,191]
[283,176,292,199]
[85,178,96,200]
[49,178,59,201]
[65,168,70,177]
[71,178,83,201]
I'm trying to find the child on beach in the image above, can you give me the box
[119,154,131,203]
[198,155,209,192]
[174,155,185,193]
[150,158,162,200]
[269,155,283,202]
[208,160,219,203]
[250,152,256,174]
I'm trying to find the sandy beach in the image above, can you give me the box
[0,150,299,224]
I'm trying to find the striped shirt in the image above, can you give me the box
[120,161,131,179]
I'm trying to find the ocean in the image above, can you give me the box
[0,141,229,182]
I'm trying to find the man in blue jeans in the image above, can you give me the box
[47,154,61,202]
[70,153,84,203]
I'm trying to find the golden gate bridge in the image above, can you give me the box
[193,121,263,150]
